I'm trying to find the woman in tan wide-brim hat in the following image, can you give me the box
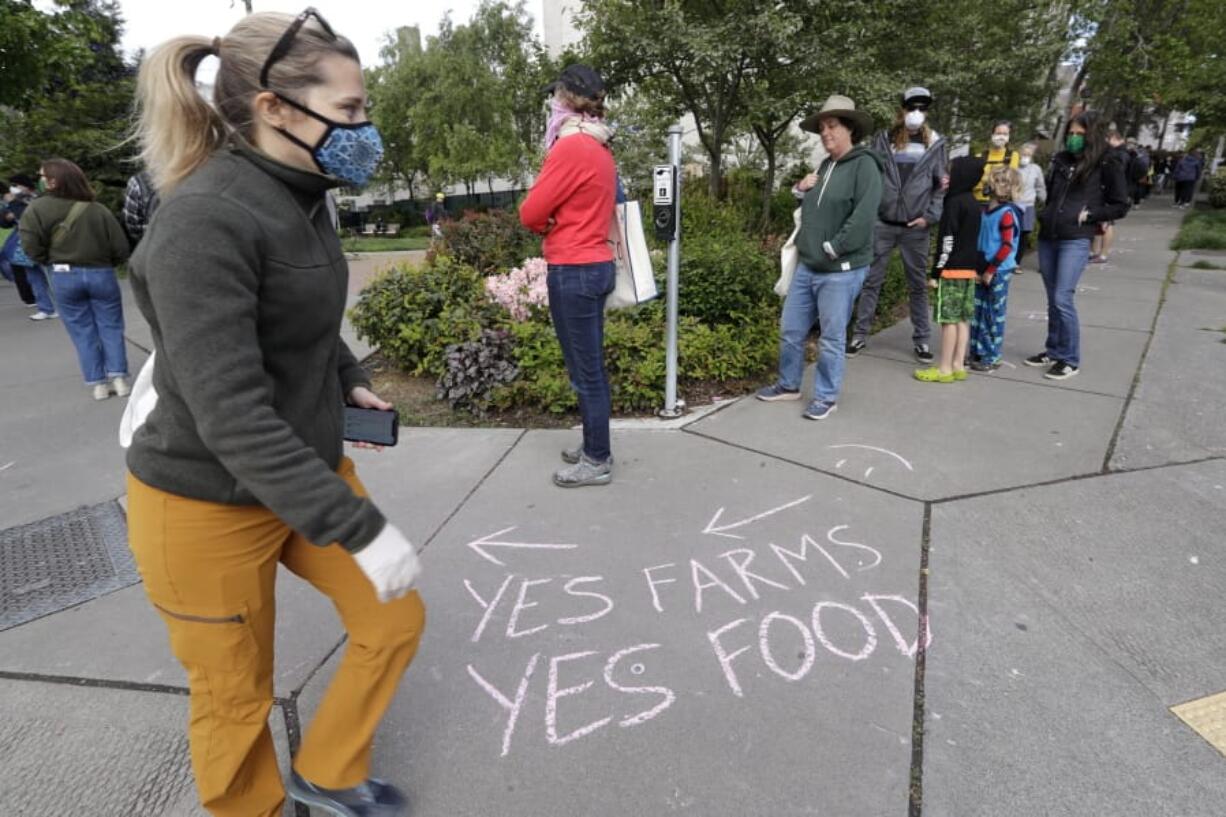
[756,95,883,421]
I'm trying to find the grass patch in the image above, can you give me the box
[1170,208,1226,251]
[1188,259,1226,270]
[342,235,431,253]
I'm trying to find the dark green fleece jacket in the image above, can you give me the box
[19,196,130,268]
[127,146,381,552]
[796,145,885,273]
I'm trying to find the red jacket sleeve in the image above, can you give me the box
[519,138,590,234]
[984,208,1017,275]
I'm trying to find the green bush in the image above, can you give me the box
[679,230,778,325]
[1207,169,1226,209]
[1171,208,1226,251]
[493,300,777,415]
[349,254,501,376]
[438,209,541,275]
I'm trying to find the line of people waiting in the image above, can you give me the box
[757,89,1133,418]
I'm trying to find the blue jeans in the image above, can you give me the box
[48,266,128,385]
[778,263,868,403]
[547,261,615,462]
[25,265,56,314]
[1037,238,1090,367]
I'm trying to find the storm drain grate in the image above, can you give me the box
[0,501,138,631]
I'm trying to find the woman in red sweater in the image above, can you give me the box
[519,64,618,487]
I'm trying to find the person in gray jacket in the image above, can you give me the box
[848,86,947,363]
[126,10,422,816]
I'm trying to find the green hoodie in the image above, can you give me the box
[795,145,885,273]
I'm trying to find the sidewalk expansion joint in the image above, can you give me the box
[1102,253,1179,471]
[683,425,1221,507]
[420,429,527,552]
[930,454,1224,506]
[908,504,932,817]
[681,427,923,503]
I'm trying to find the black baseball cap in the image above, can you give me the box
[544,63,605,100]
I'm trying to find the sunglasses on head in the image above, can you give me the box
[259,7,336,89]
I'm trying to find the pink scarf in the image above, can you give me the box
[545,97,603,149]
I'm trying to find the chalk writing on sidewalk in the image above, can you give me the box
[462,501,929,758]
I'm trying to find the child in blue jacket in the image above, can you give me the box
[969,166,1023,371]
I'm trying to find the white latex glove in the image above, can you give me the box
[352,523,421,603]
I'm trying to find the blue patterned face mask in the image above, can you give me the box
[273,94,383,188]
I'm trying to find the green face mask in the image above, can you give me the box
[1066,134,1086,154]
[36,177,47,193]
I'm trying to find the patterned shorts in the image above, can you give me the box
[934,278,975,324]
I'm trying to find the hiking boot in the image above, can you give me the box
[846,338,866,357]
[969,359,1001,372]
[914,367,954,383]
[1044,361,1079,380]
[92,384,111,401]
[286,770,408,817]
[914,343,935,364]
[553,454,612,488]
[755,383,801,401]
[802,400,838,420]
[1023,352,1053,368]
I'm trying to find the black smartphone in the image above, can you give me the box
[343,406,399,447]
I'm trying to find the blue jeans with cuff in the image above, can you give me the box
[48,265,128,385]
[778,262,868,403]
[547,261,616,462]
[1037,238,1091,367]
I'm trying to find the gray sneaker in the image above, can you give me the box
[562,443,613,466]
[285,770,407,816]
[553,454,612,488]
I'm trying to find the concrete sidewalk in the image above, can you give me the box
[1,204,1223,816]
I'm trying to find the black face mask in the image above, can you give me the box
[271,93,384,188]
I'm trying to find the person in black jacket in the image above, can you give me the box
[916,155,985,383]
[1026,112,1130,380]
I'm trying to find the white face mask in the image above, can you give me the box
[904,110,926,130]
[1020,156,1032,167]
[991,134,1009,148]
[8,186,22,196]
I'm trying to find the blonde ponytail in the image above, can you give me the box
[135,14,359,195]
[136,37,229,193]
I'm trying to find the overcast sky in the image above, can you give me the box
[39,1,545,68]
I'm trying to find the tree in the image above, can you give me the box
[0,1,137,214]
[580,0,756,199]
[367,1,554,197]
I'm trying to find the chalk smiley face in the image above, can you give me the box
[828,444,915,481]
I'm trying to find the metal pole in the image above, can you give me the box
[661,125,684,418]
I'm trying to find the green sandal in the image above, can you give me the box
[914,367,955,383]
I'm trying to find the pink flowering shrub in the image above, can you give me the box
[485,257,549,321]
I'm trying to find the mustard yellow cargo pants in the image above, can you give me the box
[126,457,425,817]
